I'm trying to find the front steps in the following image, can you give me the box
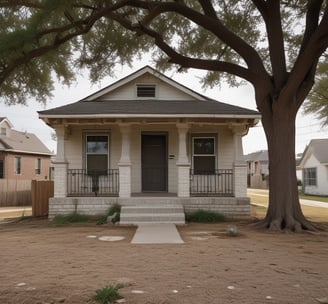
[120,204,185,225]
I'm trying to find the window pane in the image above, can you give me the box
[194,156,215,174]
[15,157,21,174]
[194,138,215,154]
[87,155,107,173]
[87,136,108,154]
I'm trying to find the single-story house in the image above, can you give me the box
[244,150,269,189]
[39,66,261,223]
[298,139,328,196]
[0,117,52,180]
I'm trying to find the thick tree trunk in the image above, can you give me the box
[256,102,316,232]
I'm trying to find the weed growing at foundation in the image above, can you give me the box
[186,210,225,223]
[97,204,121,225]
[53,213,89,224]
[93,284,124,304]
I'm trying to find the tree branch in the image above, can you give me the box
[197,0,217,18]
[300,0,324,53]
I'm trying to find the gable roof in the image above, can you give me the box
[299,139,328,166]
[82,66,209,101]
[0,129,52,156]
[39,66,260,125]
[244,150,268,162]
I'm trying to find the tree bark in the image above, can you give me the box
[256,97,316,232]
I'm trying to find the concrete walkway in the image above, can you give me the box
[131,223,184,244]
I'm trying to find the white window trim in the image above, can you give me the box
[35,158,41,175]
[85,133,110,170]
[191,136,217,171]
[15,156,21,175]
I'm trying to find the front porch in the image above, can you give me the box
[66,168,234,197]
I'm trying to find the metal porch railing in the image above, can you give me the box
[67,169,119,196]
[190,169,233,196]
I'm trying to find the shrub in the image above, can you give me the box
[97,204,121,225]
[186,209,225,223]
[53,213,89,225]
[93,284,124,304]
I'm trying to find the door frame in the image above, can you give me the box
[141,132,168,192]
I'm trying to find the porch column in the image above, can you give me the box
[118,124,132,197]
[176,123,190,197]
[233,127,247,197]
[53,125,67,197]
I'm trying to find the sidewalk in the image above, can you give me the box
[0,206,32,219]
[247,189,328,209]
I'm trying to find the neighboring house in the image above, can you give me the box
[244,150,269,189]
[0,117,52,180]
[299,139,328,196]
[39,66,261,221]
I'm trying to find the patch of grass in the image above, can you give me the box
[186,209,225,223]
[53,213,89,225]
[299,194,328,203]
[93,284,123,304]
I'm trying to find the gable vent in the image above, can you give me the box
[137,84,156,98]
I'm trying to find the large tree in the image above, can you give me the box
[1,0,327,231]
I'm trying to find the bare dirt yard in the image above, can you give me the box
[0,217,327,304]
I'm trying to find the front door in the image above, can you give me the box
[142,134,168,192]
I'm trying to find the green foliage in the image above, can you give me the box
[303,59,328,127]
[96,204,121,225]
[53,213,89,225]
[93,284,124,304]
[186,210,225,223]
[1,1,326,106]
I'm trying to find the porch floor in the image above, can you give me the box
[131,192,177,197]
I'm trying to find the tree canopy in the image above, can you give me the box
[1,0,327,231]
[303,58,328,126]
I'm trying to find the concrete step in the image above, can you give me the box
[120,204,185,225]
[121,205,184,214]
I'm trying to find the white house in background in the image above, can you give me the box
[38,66,260,223]
[244,150,269,189]
[299,139,328,196]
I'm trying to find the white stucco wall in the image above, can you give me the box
[303,153,328,196]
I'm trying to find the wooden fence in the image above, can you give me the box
[32,180,54,217]
[0,179,32,206]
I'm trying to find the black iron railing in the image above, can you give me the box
[190,169,233,196]
[67,169,119,196]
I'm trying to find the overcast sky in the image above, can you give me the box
[1,60,327,155]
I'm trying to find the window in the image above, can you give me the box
[192,136,216,174]
[303,167,317,186]
[1,128,6,136]
[136,84,156,97]
[15,156,21,175]
[36,158,41,175]
[0,160,3,178]
[86,135,108,173]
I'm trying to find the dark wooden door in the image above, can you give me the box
[142,134,167,192]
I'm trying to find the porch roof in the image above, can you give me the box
[39,99,260,118]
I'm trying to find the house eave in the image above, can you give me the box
[39,113,261,120]
[2,148,53,156]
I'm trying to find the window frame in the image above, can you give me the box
[191,135,217,174]
[303,167,317,187]
[84,133,110,172]
[15,156,21,175]
[36,158,41,175]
